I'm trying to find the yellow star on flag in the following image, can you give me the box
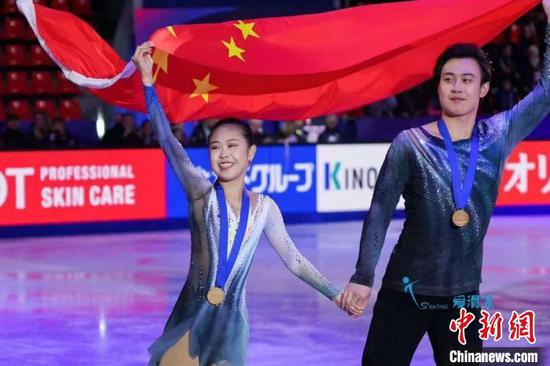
[190,73,219,103]
[166,26,177,38]
[152,48,169,83]
[234,20,259,40]
[222,37,246,62]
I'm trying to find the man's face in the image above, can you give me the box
[122,115,135,130]
[248,119,263,133]
[437,58,489,118]
[6,119,19,131]
[326,114,338,129]
[34,113,46,128]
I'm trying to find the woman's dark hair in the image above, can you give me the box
[208,118,254,146]
[433,43,492,85]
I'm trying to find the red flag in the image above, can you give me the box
[17,0,539,122]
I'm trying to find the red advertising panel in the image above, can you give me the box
[497,141,550,206]
[0,150,166,225]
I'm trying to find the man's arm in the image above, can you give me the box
[503,2,550,154]
[341,131,412,314]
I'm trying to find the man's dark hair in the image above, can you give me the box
[208,118,254,146]
[433,43,492,85]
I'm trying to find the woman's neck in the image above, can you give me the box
[218,177,245,202]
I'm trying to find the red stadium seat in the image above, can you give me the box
[1,17,28,40]
[30,44,55,67]
[72,0,93,17]
[31,71,55,95]
[8,100,32,120]
[59,98,82,120]
[0,102,6,122]
[5,44,28,67]
[50,0,70,11]
[6,71,30,95]
[0,73,5,95]
[56,72,80,95]
[33,0,49,6]
[34,99,58,117]
[3,0,19,15]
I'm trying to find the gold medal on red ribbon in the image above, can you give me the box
[207,287,225,305]
[452,209,470,227]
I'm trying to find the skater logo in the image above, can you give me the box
[402,276,421,307]
[401,276,448,310]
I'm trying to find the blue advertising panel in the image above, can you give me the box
[165,145,316,218]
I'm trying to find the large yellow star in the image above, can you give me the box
[190,73,219,103]
[222,37,246,62]
[233,20,259,40]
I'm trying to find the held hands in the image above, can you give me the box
[132,41,155,86]
[335,283,371,318]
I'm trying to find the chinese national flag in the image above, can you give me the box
[17,0,539,122]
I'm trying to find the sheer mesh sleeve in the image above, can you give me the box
[350,131,411,287]
[144,85,211,200]
[263,196,340,300]
[501,24,550,155]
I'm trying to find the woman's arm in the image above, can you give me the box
[263,196,341,302]
[501,7,550,154]
[134,42,211,200]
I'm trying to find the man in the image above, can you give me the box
[341,2,550,365]
[318,114,342,144]
[30,111,50,149]
[1,114,27,149]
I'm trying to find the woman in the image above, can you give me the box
[133,42,356,366]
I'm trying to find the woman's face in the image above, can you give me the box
[208,125,256,183]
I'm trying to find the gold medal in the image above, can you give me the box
[452,209,470,227]
[207,287,225,305]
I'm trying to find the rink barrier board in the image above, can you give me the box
[1,142,549,236]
